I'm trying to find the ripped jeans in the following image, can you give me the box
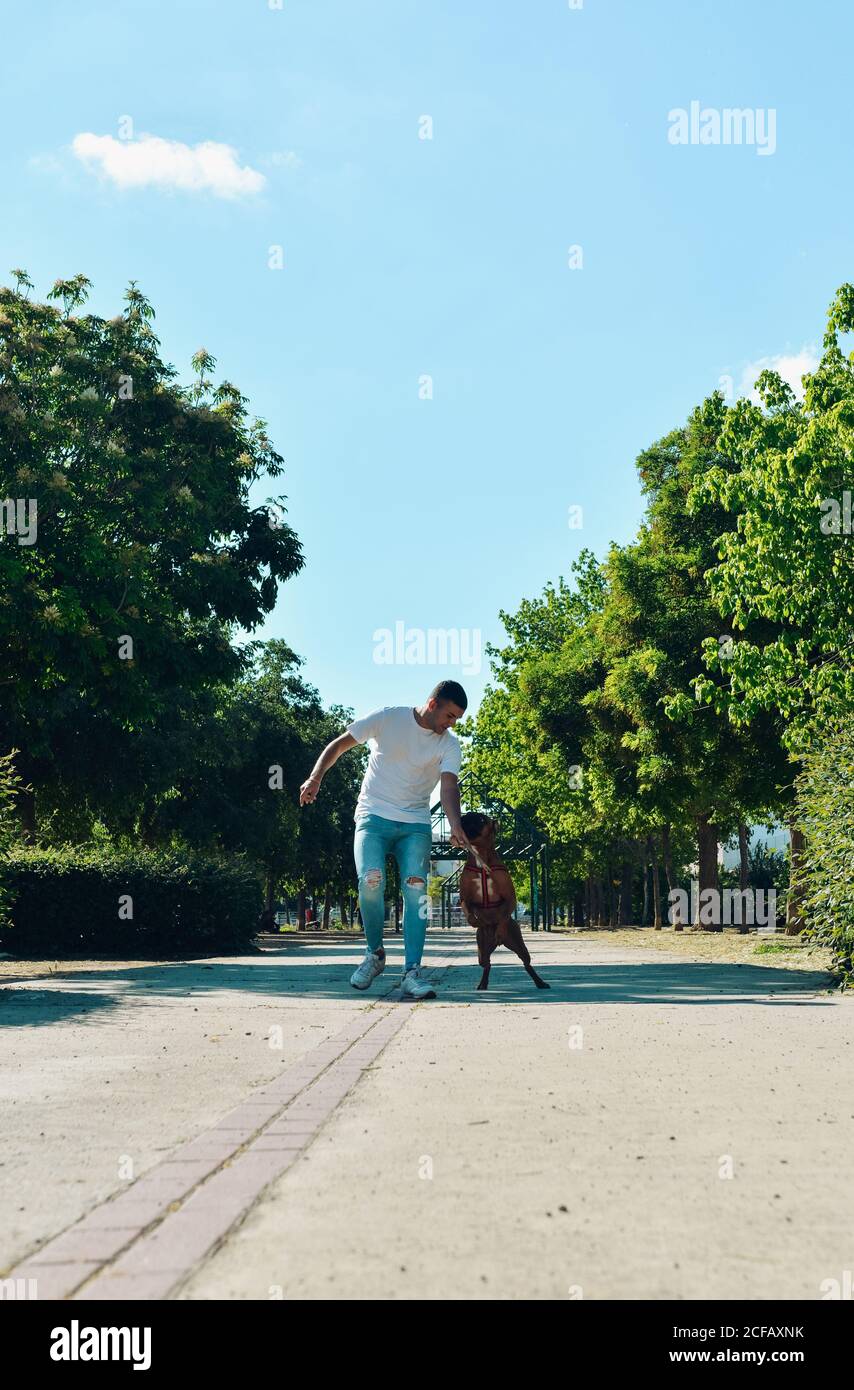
[353,813,432,971]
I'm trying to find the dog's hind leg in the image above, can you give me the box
[505,920,550,989]
[525,963,550,989]
[476,926,494,991]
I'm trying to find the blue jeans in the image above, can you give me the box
[353,814,432,970]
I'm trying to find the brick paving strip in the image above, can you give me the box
[7,951,459,1301]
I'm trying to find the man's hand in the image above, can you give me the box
[299,774,322,805]
[449,822,472,853]
[299,732,357,807]
[450,820,489,868]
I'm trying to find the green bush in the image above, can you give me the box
[0,751,23,933]
[0,847,263,956]
[795,721,854,987]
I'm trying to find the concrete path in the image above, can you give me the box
[1,928,850,1300]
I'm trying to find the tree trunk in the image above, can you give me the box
[573,890,584,928]
[265,868,276,915]
[649,835,662,929]
[641,850,650,926]
[737,822,750,934]
[606,865,615,926]
[618,857,634,925]
[339,895,349,928]
[697,813,721,931]
[297,888,306,931]
[787,823,806,935]
[322,886,331,930]
[661,824,680,930]
[738,823,750,890]
[597,876,606,926]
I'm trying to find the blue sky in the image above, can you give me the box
[3,0,852,723]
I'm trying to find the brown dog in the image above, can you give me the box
[458,812,549,992]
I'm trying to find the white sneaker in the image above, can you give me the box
[350,949,386,991]
[400,966,436,1000]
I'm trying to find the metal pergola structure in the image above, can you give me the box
[429,770,552,931]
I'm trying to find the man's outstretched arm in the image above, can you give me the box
[440,771,471,851]
[299,732,358,804]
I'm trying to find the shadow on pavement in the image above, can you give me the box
[0,928,835,1024]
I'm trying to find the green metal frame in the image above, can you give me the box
[429,770,552,931]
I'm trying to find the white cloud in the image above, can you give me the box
[71,132,266,199]
[738,347,819,403]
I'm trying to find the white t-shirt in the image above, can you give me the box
[346,706,461,824]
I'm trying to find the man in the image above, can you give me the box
[299,680,471,999]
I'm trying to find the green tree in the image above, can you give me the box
[0,271,303,835]
[130,641,364,915]
[596,398,790,923]
[687,286,854,931]
[794,720,854,984]
[692,284,854,745]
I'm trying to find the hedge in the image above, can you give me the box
[795,720,854,987]
[0,751,20,934]
[0,847,263,956]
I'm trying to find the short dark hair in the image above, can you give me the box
[429,680,468,710]
[460,811,490,839]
